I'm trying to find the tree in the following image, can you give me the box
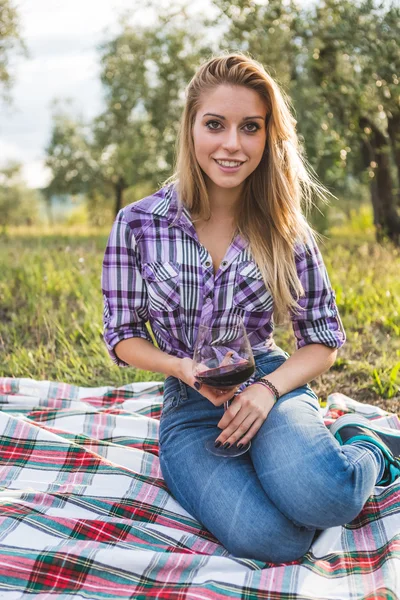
[0,161,41,232]
[45,4,209,217]
[298,0,400,242]
[0,0,27,104]
[209,0,348,231]
[96,4,209,213]
[210,0,400,242]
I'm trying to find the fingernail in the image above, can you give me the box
[214,441,222,448]
[237,443,243,449]
[223,442,230,449]
[194,382,201,390]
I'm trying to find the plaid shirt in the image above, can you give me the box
[102,183,345,367]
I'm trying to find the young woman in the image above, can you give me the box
[102,53,400,563]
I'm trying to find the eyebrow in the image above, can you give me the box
[203,112,265,121]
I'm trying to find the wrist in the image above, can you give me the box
[254,378,281,402]
[164,356,184,379]
[253,383,276,403]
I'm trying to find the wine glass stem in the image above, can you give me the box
[224,396,235,411]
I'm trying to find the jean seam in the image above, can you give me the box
[159,450,198,521]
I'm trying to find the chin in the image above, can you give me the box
[203,171,247,189]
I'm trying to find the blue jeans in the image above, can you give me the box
[159,349,381,563]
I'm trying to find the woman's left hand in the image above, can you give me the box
[214,384,276,448]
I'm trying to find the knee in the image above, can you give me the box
[222,516,314,564]
[278,477,366,530]
[225,529,314,564]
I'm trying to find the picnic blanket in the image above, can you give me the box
[0,377,399,600]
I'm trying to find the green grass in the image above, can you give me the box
[0,223,399,408]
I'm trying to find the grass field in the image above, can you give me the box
[0,222,399,412]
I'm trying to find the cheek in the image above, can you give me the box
[193,128,208,159]
[253,134,267,153]
[194,138,216,168]
[247,137,266,163]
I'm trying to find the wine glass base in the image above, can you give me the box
[205,439,251,457]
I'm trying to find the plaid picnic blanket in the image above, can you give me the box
[0,377,399,600]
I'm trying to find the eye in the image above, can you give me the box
[204,120,261,133]
[205,120,222,130]
[244,122,261,133]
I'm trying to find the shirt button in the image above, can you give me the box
[205,261,211,267]
[221,261,228,267]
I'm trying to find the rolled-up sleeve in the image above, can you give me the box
[290,232,346,350]
[101,209,152,366]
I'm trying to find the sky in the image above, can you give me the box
[0,0,212,188]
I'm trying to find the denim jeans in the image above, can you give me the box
[159,349,381,563]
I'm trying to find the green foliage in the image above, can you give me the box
[45,4,210,216]
[0,227,399,405]
[372,363,400,399]
[45,105,100,197]
[0,161,43,230]
[0,230,162,387]
[41,0,400,242]
[0,0,27,103]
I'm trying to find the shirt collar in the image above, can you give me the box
[134,181,249,252]
[134,182,192,230]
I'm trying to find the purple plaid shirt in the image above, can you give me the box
[102,183,346,367]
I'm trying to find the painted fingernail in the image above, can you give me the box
[223,442,230,449]
[214,441,222,448]
[237,443,243,449]
[194,382,201,390]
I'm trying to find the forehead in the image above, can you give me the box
[197,84,267,117]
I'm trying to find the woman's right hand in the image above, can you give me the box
[176,356,239,407]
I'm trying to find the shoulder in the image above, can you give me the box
[120,184,175,228]
[292,217,321,255]
[293,221,325,268]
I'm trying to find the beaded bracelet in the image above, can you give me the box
[253,378,280,402]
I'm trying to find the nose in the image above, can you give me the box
[222,127,241,153]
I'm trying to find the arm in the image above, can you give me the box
[103,210,236,405]
[259,343,337,397]
[214,231,345,447]
[264,229,346,397]
[115,337,238,405]
[114,337,182,378]
[102,210,153,366]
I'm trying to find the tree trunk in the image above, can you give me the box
[387,112,400,205]
[114,176,126,217]
[45,196,54,227]
[359,116,400,245]
[360,128,382,238]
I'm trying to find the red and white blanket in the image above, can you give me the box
[0,377,399,599]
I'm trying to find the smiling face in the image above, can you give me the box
[192,84,268,196]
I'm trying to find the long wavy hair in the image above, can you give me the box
[164,52,332,323]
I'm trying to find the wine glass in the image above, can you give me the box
[192,317,255,457]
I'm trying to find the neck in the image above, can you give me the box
[205,176,243,219]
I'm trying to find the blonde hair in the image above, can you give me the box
[164,52,332,323]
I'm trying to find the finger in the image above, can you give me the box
[217,399,242,429]
[206,387,237,406]
[219,351,234,367]
[234,418,264,447]
[215,411,254,446]
[193,380,235,396]
[196,387,233,406]
[218,416,262,448]
[217,394,243,428]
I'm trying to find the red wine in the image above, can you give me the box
[195,362,255,388]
